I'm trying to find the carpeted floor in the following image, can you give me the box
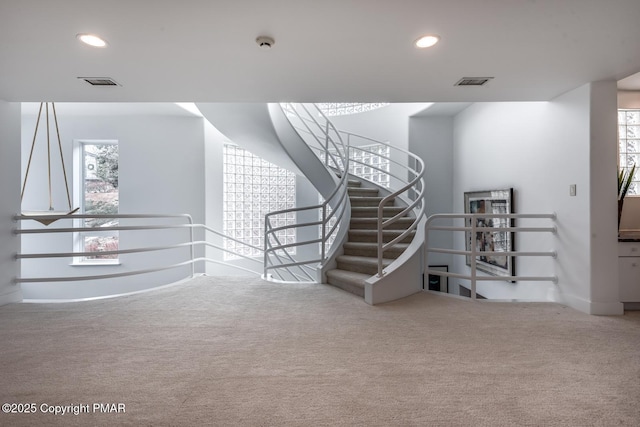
[0,276,639,426]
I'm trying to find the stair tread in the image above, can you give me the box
[351,206,405,210]
[326,269,370,284]
[351,217,414,223]
[349,229,415,235]
[344,241,410,249]
[347,188,379,194]
[325,269,369,297]
[343,241,408,259]
[349,196,392,201]
[351,207,406,216]
[350,217,414,229]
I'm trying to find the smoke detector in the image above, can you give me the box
[256,36,275,50]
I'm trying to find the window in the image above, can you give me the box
[74,141,119,263]
[223,144,296,259]
[619,109,640,196]
[349,144,390,188]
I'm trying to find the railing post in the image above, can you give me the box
[324,121,330,166]
[188,215,195,277]
[321,204,327,260]
[470,215,477,300]
[377,204,384,277]
[263,216,269,278]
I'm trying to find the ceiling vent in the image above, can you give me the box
[454,77,494,87]
[78,77,120,86]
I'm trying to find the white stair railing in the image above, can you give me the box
[425,213,557,299]
[263,103,350,281]
[336,132,426,277]
[287,114,426,279]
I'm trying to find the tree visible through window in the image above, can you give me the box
[619,110,640,195]
[76,141,119,262]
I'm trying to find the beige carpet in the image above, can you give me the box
[0,276,639,426]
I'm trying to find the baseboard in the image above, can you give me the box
[559,292,625,315]
[0,288,23,306]
[588,301,625,316]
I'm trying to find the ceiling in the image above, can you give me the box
[2,0,640,103]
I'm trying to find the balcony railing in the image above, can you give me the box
[425,213,557,299]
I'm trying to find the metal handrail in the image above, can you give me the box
[338,131,426,277]
[263,103,350,281]
[15,213,266,285]
[425,213,558,300]
[284,114,426,278]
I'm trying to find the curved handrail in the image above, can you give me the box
[15,213,266,286]
[338,131,426,276]
[277,110,426,278]
[263,103,350,281]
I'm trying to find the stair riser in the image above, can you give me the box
[347,189,379,197]
[351,208,405,218]
[350,220,414,230]
[337,260,381,276]
[326,277,365,297]
[343,246,404,259]
[349,198,395,207]
[348,232,415,243]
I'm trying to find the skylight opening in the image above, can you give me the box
[317,103,390,117]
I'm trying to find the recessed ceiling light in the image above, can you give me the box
[77,33,108,48]
[415,35,440,48]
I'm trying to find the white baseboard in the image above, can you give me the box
[0,288,23,306]
[559,292,624,315]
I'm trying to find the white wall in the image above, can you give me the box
[330,104,432,191]
[0,101,22,305]
[409,115,454,268]
[618,90,640,230]
[330,104,431,150]
[589,81,621,312]
[20,112,206,299]
[452,82,622,314]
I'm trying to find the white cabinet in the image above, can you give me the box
[619,242,640,302]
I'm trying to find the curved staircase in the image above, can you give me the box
[327,177,415,297]
[197,102,426,304]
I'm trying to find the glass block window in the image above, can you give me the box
[317,103,389,117]
[349,145,390,188]
[619,109,640,196]
[318,196,339,253]
[223,144,296,259]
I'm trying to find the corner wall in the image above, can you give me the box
[409,115,454,268]
[589,81,622,313]
[452,83,622,314]
[0,101,22,305]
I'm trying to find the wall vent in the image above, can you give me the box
[78,77,120,86]
[454,77,494,87]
